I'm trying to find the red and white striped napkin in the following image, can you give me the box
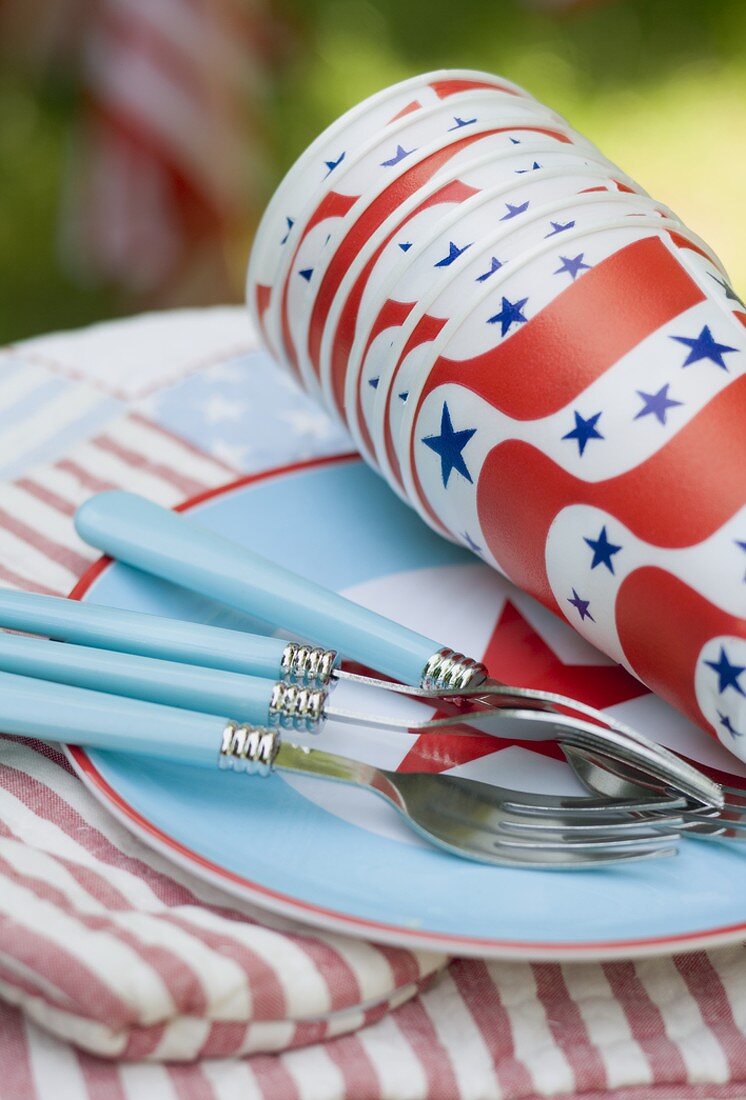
[0,308,744,1098]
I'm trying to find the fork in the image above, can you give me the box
[73,490,722,811]
[0,668,684,868]
[0,628,715,813]
[272,740,685,868]
[563,744,746,841]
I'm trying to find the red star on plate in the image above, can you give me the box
[396,598,649,773]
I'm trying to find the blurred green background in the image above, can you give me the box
[1,0,744,343]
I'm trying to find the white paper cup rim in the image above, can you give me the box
[247,69,536,314]
[266,95,587,394]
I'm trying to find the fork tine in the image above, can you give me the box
[436,841,678,869]
[505,777,746,841]
[498,814,685,836]
[433,773,686,819]
[488,845,678,869]
[722,799,746,814]
[491,829,682,854]
[501,791,686,817]
[561,742,746,841]
[684,828,746,842]
[422,788,682,849]
[427,792,684,837]
[426,801,681,867]
[420,820,680,868]
[416,774,686,840]
[515,847,678,868]
[719,784,746,799]
[682,814,746,836]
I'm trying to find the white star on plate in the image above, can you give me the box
[208,361,249,383]
[210,440,249,468]
[279,407,337,440]
[274,370,305,395]
[136,393,158,417]
[205,395,245,423]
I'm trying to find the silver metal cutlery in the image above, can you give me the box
[0,591,726,821]
[268,739,685,868]
[0,667,684,868]
[564,743,746,841]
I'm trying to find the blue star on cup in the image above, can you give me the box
[422,402,477,488]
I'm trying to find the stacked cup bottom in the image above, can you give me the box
[248,69,746,761]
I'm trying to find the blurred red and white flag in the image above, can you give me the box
[63,0,275,301]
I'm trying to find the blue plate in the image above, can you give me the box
[69,454,746,959]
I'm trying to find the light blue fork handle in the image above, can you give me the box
[0,668,228,767]
[75,491,441,685]
[0,632,277,726]
[0,589,291,679]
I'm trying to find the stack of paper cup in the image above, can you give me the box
[247,69,746,758]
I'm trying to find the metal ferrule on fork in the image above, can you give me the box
[280,642,338,688]
[268,681,327,731]
[420,648,488,692]
[218,723,280,775]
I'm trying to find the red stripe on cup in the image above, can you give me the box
[474,376,746,615]
[617,568,746,732]
[431,78,522,99]
[388,100,422,124]
[419,236,704,421]
[328,179,479,418]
